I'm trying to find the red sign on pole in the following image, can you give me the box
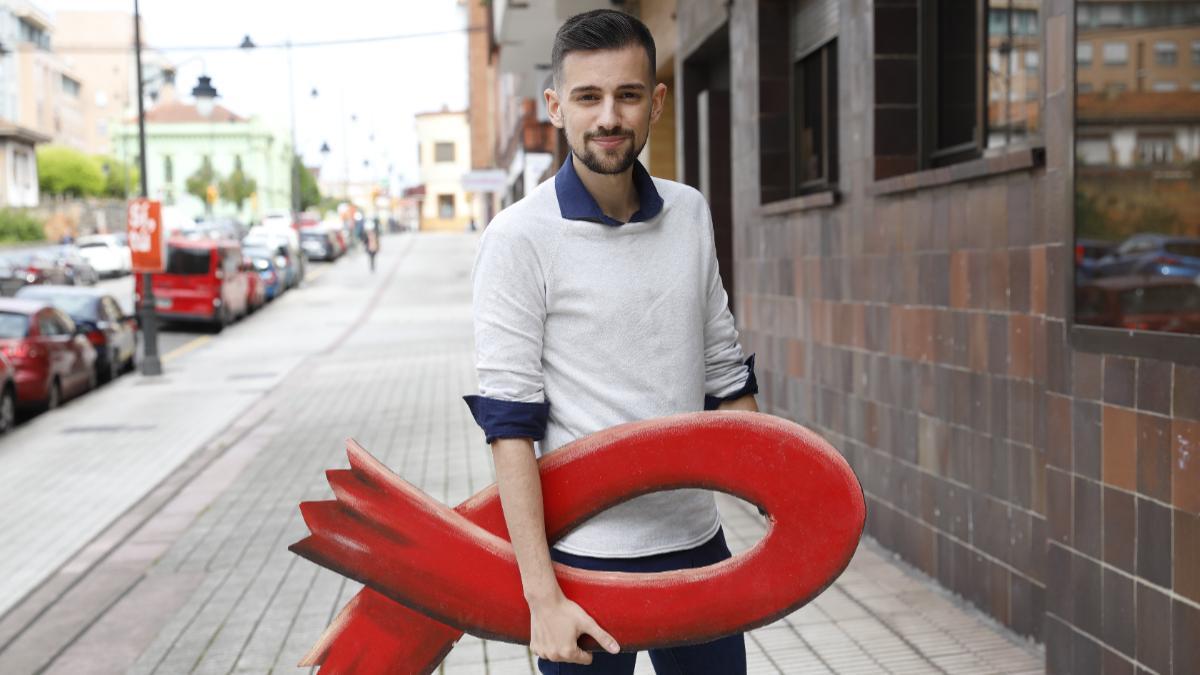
[127,198,164,273]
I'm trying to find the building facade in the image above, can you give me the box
[478,0,1200,672]
[1,2,86,150]
[54,9,173,157]
[414,109,472,232]
[659,0,1198,673]
[110,88,293,222]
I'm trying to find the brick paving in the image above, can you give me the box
[2,233,1043,674]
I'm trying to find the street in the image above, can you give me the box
[0,233,1043,674]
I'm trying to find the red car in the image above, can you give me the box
[243,254,267,313]
[1076,275,1200,333]
[136,238,250,331]
[0,298,97,411]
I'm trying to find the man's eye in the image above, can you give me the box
[621,92,641,100]
[578,94,598,102]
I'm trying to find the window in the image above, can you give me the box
[1077,42,1093,67]
[1155,40,1178,65]
[434,142,455,162]
[1137,137,1174,165]
[792,40,838,193]
[928,0,1042,165]
[1074,5,1200,349]
[163,156,173,182]
[787,0,839,196]
[438,194,455,219]
[1193,40,1200,64]
[60,75,80,98]
[1102,42,1129,65]
[1077,81,1094,94]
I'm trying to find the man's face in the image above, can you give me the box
[545,45,667,175]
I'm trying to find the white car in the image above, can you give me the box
[76,234,132,277]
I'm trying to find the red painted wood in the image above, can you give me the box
[289,411,865,673]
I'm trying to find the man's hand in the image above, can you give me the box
[528,589,620,664]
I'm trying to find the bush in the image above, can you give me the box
[37,145,106,197]
[0,210,45,243]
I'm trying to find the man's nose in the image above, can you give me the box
[597,96,620,130]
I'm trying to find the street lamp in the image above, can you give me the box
[191,75,218,117]
[241,35,302,221]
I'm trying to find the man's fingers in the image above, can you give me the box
[582,616,621,654]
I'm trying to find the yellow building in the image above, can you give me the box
[415,108,472,232]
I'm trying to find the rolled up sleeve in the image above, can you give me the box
[463,224,550,443]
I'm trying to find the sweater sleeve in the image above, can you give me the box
[462,223,550,443]
[700,205,757,408]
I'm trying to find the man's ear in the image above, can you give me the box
[650,82,668,125]
[545,87,564,129]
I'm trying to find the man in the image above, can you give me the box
[464,10,757,675]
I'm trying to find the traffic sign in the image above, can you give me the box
[127,198,164,273]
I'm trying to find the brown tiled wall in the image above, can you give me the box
[677,0,1200,673]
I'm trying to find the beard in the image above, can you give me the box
[571,126,647,175]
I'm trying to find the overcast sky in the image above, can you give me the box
[40,0,470,189]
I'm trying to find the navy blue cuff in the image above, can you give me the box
[704,354,759,411]
[463,395,550,444]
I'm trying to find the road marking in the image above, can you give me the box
[162,335,211,363]
[305,266,328,284]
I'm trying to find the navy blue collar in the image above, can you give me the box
[554,154,664,226]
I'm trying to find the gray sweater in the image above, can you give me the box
[469,170,751,558]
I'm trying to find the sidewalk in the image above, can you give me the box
[0,233,1044,674]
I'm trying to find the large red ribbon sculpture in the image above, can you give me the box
[290,411,865,674]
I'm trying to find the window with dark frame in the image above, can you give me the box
[918,0,1042,169]
[788,0,839,197]
[434,142,455,163]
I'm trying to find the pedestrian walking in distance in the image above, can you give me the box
[365,222,379,272]
[464,10,757,674]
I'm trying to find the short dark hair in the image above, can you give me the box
[551,9,656,88]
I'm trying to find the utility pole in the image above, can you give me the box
[133,0,162,376]
[287,39,300,220]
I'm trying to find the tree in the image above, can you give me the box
[92,156,139,198]
[185,156,222,214]
[220,156,257,212]
[37,146,106,197]
[295,155,322,210]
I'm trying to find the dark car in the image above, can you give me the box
[15,285,137,382]
[0,298,97,410]
[1091,234,1200,280]
[300,229,338,262]
[0,353,14,434]
[1076,275,1200,334]
[4,250,71,286]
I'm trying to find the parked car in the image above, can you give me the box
[243,246,283,301]
[0,353,15,434]
[15,285,138,382]
[1075,238,1116,282]
[76,234,132,278]
[1091,234,1200,280]
[242,254,267,313]
[135,238,250,331]
[0,299,97,410]
[1076,275,1200,333]
[0,257,29,297]
[244,227,305,288]
[4,250,71,286]
[300,228,339,262]
[52,246,100,286]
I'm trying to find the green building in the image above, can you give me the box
[112,90,293,223]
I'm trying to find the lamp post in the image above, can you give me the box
[241,35,301,221]
[133,0,161,376]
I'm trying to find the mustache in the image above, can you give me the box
[584,127,635,140]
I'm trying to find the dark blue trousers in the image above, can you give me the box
[536,529,747,675]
